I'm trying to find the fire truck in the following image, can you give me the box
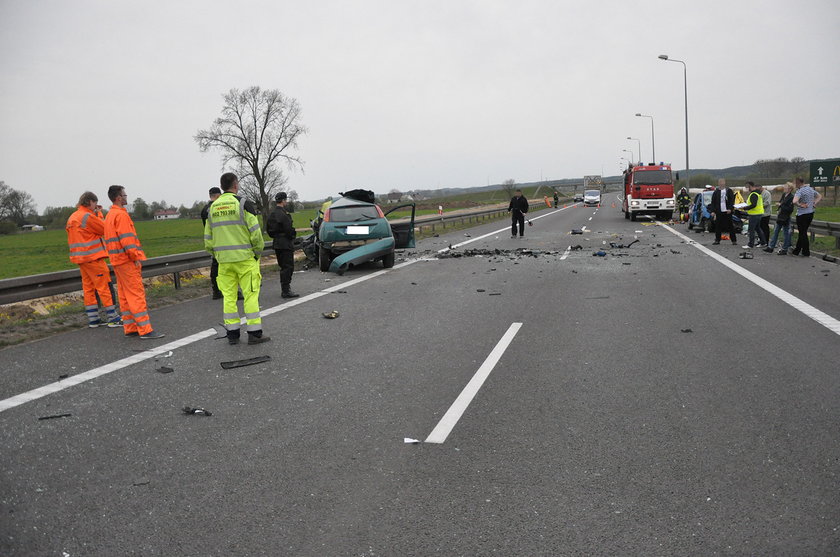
[622,163,676,221]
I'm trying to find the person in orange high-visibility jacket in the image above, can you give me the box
[66,191,121,328]
[104,185,164,340]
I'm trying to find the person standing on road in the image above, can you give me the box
[266,191,299,299]
[743,181,768,248]
[200,187,223,299]
[709,179,737,245]
[677,187,691,222]
[508,189,529,239]
[791,176,822,257]
[759,184,772,243]
[764,182,795,255]
[553,191,559,209]
[66,191,121,328]
[104,185,164,339]
[204,173,270,345]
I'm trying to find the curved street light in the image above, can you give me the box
[635,113,655,163]
[626,136,641,163]
[659,54,690,188]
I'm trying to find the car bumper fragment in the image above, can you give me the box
[328,237,395,275]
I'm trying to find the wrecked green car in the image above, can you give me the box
[316,192,416,274]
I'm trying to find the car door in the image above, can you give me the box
[383,203,416,249]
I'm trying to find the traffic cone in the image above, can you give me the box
[611,202,616,208]
[722,234,730,241]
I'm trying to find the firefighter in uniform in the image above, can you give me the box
[104,185,164,339]
[204,173,270,345]
[676,187,691,222]
[66,191,121,327]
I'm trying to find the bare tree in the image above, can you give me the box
[0,183,37,225]
[501,179,517,199]
[195,86,307,226]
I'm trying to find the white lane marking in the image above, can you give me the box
[0,261,424,415]
[560,246,571,260]
[437,206,571,253]
[425,322,522,444]
[588,217,593,221]
[660,223,840,336]
[581,226,587,232]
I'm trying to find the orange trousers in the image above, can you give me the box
[113,262,153,335]
[78,259,114,307]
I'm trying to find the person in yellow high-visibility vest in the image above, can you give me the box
[204,173,270,345]
[743,181,767,248]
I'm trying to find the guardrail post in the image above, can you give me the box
[173,272,181,289]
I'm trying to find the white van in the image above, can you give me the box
[583,190,601,207]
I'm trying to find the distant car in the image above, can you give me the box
[573,194,584,202]
[583,189,601,207]
[688,191,714,233]
[316,193,415,274]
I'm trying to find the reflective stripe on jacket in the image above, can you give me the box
[66,206,108,264]
[746,191,764,215]
[104,205,146,266]
[204,192,264,263]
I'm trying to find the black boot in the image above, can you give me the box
[247,331,271,345]
[281,285,300,299]
[212,289,223,300]
[227,331,241,345]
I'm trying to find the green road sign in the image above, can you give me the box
[810,159,840,187]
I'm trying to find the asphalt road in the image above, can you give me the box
[2,197,839,556]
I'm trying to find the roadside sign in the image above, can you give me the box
[810,159,840,187]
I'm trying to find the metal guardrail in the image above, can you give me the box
[768,215,840,249]
[0,201,546,305]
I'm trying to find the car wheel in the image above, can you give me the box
[688,220,694,230]
[382,251,395,269]
[319,247,332,272]
[630,212,637,221]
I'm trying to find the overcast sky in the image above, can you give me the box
[1,0,838,213]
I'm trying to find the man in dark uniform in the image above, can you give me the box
[508,189,529,239]
[708,179,737,245]
[553,191,559,209]
[200,187,222,299]
[266,191,299,298]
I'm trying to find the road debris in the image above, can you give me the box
[593,251,607,257]
[571,229,583,235]
[476,289,486,292]
[322,310,340,319]
[156,366,174,374]
[404,438,421,444]
[681,328,693,333]
[220,355,271,369]
[133,478,151,486]
[182,406,212,416]
[38,413,71,421]
[58,374,69,380]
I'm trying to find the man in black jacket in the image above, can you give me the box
[508,190,529,238]
[200,187,223,299]
[708,179,738,245]
[266,192,299,298]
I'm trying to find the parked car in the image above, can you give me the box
[583,189,601,207]
[573,194,584,202]
[687,191,714,232]
[316,191,416,274]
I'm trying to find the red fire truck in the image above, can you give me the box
[622,163,676,221]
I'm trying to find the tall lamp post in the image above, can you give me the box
[659,54,689,188]
[635,113,655,163]
[627,136,641,163]
[622,149,634,164]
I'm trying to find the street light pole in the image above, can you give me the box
[659,54,689,188]
[626,136,641,164]
[635,113,655,163]
[622,149,634,164]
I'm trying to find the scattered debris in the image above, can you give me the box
[476,289,486,292]
[585,296,610,300]
[464,233,471,237]
[609,240,639,249]
[220,355,271,369]
[622,262,631,265]
[738,252,754,259]
[670,250,681,254]
[322,310,340,319]
[681,328,693,333]
[156,366,174,374]
[404,438,421,444]
[161,351,173,358]
[570,245,583,251]
[571,229,583,235]
[411,282,418,285]
[489,292,502,296]
[593,251,607,257]
[334,290,348,294]
[133,478,150,486]
[38,413,71,421]
[182,406,212,416]
[58,374,69,380]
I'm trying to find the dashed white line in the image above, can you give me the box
[425,322,522,444]
[560,246,571,260]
